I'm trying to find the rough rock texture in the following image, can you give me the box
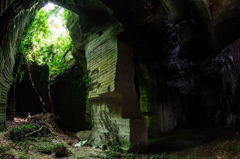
[15,64,50,117]
[85,21,122,98]
[0,0,44,131]
[72,0,148,151]
[0,0,15,16]
[2,0,240,152]
[199,38,240,129]
[187,0,240,51]
[51,64,90,131]
[91,102,147,152]
[55,0,148,151]
[76,130,91,141]
[98,0,240,135]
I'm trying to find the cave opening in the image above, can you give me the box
[6,2,90,132]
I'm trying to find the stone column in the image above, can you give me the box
[85,21,147,152]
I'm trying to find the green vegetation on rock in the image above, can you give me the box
[18,4,74,79]
[5,124,50,141]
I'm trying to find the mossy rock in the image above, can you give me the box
[54,142,70,157]
[5,124,50,141]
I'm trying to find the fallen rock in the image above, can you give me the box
[76,130,92,141]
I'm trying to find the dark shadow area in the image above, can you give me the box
[144,127,235,154]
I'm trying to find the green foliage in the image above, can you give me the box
[3,124,62,157]
[19,155,28,159]
[81,74,91,99]
[18,4,74,79]
[89,150,136,159]
[36,142,68,155]
[35,143,55,154]
[104,150,125,159]
[54,142,65,147]
[149,154,164,159]
[5,124,50,141]
[8,75,14,89]
[62,8,74,28]
[0,146,15,159]
[6,124,38,140]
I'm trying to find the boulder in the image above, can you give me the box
[76,130,92,141]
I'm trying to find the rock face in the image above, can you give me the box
[1,0,240,152]
[51,64,90,131]
[15,64,50,117]
[76,130,92,141]
[59,0,148,151]
[70,0,148,151]
[0,0,44,131]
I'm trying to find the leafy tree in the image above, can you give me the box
[18,4,74,79]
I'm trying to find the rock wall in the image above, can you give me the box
[0,0,15,16]
[51,64,89,131]
[200,38,240,129]
[0,0,44,131]
[15,64,49,117]
[98,0,240,135]
[85,21,122,99]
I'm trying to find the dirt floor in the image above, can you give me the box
[1,113,105,159]
[1,113,240,158]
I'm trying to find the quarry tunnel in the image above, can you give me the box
[1,0,240,152]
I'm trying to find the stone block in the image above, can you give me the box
[76,130,92,141]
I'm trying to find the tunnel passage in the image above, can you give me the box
[1,0,240,152]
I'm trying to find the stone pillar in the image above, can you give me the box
[85,21,147,152]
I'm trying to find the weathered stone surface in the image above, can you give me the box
[100,0,165,28]
[83,10,147,150]
[199,38,240,128]
[135,61,162,137]
[188,0,240,51]
[91,102,147,152]
[67,12,85,52]
[76,130,92,141]
[85,21,123,98]
[0,0,44,131]
[91,102,130,150]
[0,0,15,16]
[159,0,240,60]
[51,64,89,131]
[115,40,141,119]
[15,64,49,117]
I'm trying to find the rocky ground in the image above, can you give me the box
[1,113,240,159]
